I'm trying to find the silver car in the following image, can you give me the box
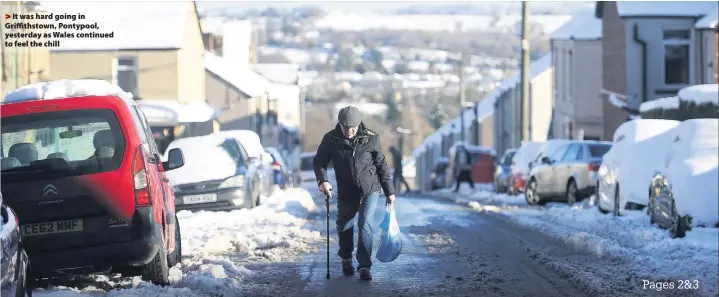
[525,141,612,205]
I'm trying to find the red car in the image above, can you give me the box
[0,80,185,285]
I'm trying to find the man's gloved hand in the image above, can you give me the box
[386,194,396,204]
[319,182,333,196]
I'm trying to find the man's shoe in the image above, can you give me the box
[358,268,372,280]
[342,259,354,276]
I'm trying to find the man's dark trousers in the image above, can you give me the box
[336,192,380,270]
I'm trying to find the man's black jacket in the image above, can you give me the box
[313,122,395,200]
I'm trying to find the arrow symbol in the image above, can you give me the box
[4,14,10,20]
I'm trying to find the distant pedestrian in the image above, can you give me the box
[389,146,411,193]
[453,145,475,192]
[313,106,396,281]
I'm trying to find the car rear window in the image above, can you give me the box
[1,109,125,180]
[589,144,612,157]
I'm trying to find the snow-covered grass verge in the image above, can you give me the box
[432,189,719,296]
[33,188,322,297]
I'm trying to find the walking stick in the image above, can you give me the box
[325,191,332,280]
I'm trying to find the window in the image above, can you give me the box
[561,144,581,161]
[589,144,612,158]
[115,56,139,98]
[1,109,126,179]
[549,145,568,161]
[502,151,516,166]
[662,29,691,86]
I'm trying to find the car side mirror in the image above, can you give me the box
[541,156,551,164]
[162,148,185,171]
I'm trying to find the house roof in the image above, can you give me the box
[616,1,717,18]
[40,2,194,51]
[695,9,718,29]
[204,52,271,98]
[251,63,301,85]
[550,10,602,40]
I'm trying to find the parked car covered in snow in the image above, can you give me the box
[597,119,680,215]
[165,132,265,211]
[494,148,517,193]
[648,119,719,238]
[525,141,611,205]
[508,141,543,194]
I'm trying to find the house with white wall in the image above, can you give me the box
[617,2,718,111]
[549,10,604,140]
[493,53,554,157]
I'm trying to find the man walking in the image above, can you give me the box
[314,106,396,281]
[453,144,475,193]
[389,146,411,193]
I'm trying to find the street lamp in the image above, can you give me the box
[395,126,412,158]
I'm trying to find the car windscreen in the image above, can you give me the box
[1,109,126,180]
[589,144,612,158]
[502,151,516,166]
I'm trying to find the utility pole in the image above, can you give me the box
[520,1,531,142]
[458,52,466,143]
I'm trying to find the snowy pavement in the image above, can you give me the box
[430,185,719,297]
[32,188,323,297]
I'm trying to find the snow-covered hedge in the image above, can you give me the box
[640,84,719,120]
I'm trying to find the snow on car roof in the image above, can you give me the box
[3,79,134,104]
[216,130,265,158]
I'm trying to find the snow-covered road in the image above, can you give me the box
[30,184,717,297]
[432,185,719,297]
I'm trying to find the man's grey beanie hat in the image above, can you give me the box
[338,106,362,127]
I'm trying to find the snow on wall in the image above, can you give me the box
[638,96,680,113]
[678,84,719,106]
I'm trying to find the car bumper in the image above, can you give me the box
[29,216,163,277]
[174,188,247,211]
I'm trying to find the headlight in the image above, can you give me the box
[219,175,245,189]
[495,166,503,176]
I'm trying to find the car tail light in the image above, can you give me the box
[589,162,600,172]
[132,146,152,206]
[271,161,281,170]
